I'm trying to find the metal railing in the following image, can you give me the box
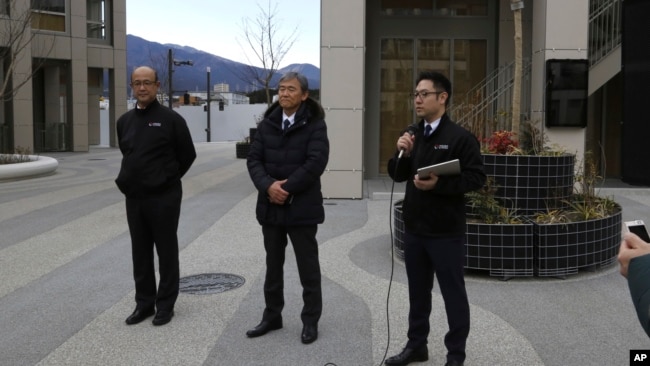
[451,59,532,140]
[452,0,620,140]
[589,0,621,67]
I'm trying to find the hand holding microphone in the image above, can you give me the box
[397,125,418,158]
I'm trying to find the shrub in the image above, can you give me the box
[483,130,519,155]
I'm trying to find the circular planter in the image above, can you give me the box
[465,221,534,278]
[236,143,251,159]
[0,155,58,180]
[533,206,622,277]
[482,153,575,216]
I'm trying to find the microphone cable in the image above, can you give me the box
[377,152,405,366]
[323,151,407,366]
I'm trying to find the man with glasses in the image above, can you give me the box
[386,71,485,366]
[115,66,196,326]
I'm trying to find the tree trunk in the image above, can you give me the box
[511,0,523,142]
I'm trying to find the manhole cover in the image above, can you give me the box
[179,273,245,295]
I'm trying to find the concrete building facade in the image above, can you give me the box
[320,0,627,198]
[0,0,127,153]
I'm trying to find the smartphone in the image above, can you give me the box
[625,220,650,242]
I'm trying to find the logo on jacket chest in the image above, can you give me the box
[434,144,449,150]
[148,121,161,127]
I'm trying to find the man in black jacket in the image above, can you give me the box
[386,71,485,366]
[246,72,329,344]
[115,66,196,326]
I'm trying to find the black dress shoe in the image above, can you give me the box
[385,346,428,366]
[125,307,155,325]
[152,310,174,326]
[444,361,464,366]
[301,324,318,344]
[246,319,282,338]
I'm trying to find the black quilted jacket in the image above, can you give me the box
[247,98,329,226]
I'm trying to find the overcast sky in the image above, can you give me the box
[126,0,320,67]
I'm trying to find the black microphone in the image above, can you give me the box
[398,124,418,159]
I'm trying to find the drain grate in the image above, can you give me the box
[179,273,245,295]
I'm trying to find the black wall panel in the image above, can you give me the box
[622,0,650,185]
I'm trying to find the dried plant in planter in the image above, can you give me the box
[466,177,523,225]
[0,147,34,165]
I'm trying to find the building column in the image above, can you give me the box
[320,0,365,198]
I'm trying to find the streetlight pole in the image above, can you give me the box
[167,49,173,109]
[206,67,211,142]
[167,48,193,109]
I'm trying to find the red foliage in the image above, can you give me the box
[484,130,519,154]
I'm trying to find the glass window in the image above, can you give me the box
[379,39,415,174]
[32,0,66,32]
[416,39,451,76]
[87,0,112,43]
[32,62,71,152]
[0,51,10,153]
[452,39,487,100]
[0,0,8,15]
[32,0,65,13]
[379,38,487,174]
[381,0,487,16]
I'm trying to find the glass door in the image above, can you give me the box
[379,38,486,174]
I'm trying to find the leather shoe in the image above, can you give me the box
[385,346,428,366]
[246,319,282,338]
[444,361,463,366]
[301,324,318,344]
[152,310,174,326]
[125,307,155,325]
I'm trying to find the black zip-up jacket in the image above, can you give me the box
[388,114,486,237]
[115,99,196,197]
[247,98,329,226]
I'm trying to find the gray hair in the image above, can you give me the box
[279,72,309,92]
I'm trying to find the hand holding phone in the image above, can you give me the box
[619,221,650,278]
[625,220,650,242]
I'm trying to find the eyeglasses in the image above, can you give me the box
[411,90,443,100]
[131,80,157,88]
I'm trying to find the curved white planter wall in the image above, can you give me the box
[0,155,58,180]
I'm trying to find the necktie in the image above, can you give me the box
[283,119,290,131]
[425,124,432,137]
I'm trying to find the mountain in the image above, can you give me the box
[125,35,320,93]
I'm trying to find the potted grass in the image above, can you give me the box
[464,123,622,278]
[465,177,534,279]
[530,155,622,277]
[235,136,251,159]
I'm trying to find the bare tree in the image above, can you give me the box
[0,1,55,152]
[237,0,298,106]
[510,0,524,143]
[0,1,53,103]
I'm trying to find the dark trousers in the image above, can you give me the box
[261,224,322,325]
[403,231,469,363]
[125,183,182,312]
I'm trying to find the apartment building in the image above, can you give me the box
[0,0,127,153]
[320,0,647,198]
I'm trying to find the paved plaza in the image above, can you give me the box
[1,142,649,366]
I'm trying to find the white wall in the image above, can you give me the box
[176,104,267,143]
[98,103,268,145]
[531,0,588,162]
